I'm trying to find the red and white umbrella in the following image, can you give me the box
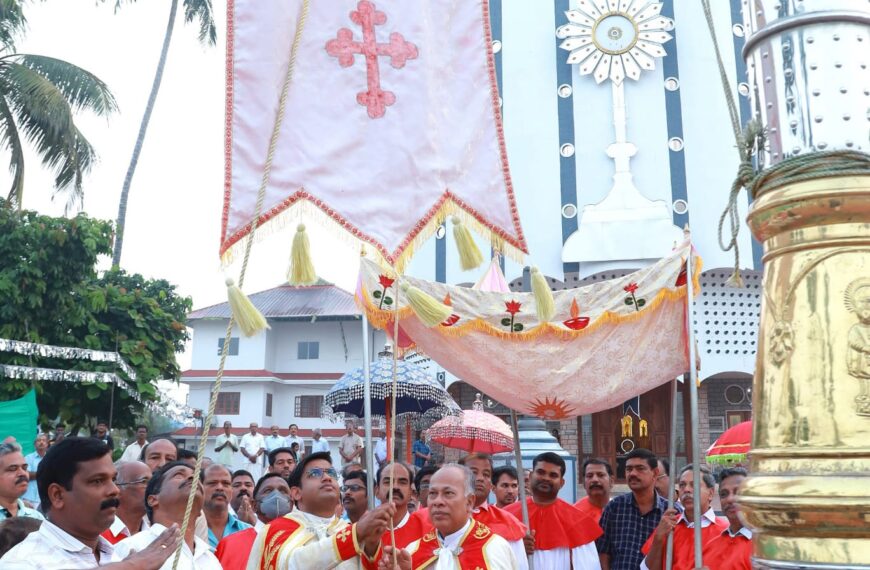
[427,394,514,454]
[706,420,752,465]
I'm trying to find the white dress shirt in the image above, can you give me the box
[240,432,266,478]
[0,519,115,568]
[374,438,388,467]
[265,435,285,451]
[119,440,148,463]
[531,543,600,570]
[310,438,330,453]
[113,523,222,570]
[284,435,306,456]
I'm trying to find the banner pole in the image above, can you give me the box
[510,409,534,570]
[665,376,679,570]
[685,238,703,569]
[361,311,375,509]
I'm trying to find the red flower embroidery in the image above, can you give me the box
[623,282,639,294]
[505,300,522,315]
[379,275,395,288]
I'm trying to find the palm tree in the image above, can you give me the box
[108,0,216,267]
[0,1,118,210]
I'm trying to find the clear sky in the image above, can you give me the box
[8,0,361,315]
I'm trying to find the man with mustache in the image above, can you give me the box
[491,466,519,509]
[505,452,601,569]
[655,459,672,500]
[101,461,151,544]
[1,437,181,569]
[597,448,667,570]
[230,470,258,528]
[140,439,178,473]
[268,447,297,479]
[0,442,43,521]
[574,459,613,525]
[341,469,368,523]
[640,464,726,570]
[246,451,396,569]
[701,467,751,569]
[373,464,518,570]
[216,474,294,570]
[201,464,251,551]
[460,454,528,569]
[113,460,219,569]
[376,462,428,549]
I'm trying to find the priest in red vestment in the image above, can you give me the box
[459,453,528,569]
[504,452,602,569]
[376,462,430,549]
[641,464,728,570]
[702,467,752,570]
[369,463,517,570]
[573,458,613,525]
[216,473,292,570]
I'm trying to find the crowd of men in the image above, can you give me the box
[0,423,752,569]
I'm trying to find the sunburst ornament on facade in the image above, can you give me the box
[556,0,673,85]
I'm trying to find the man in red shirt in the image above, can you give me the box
[459,453,528,569]
[641,464,728,570]
[376,462,428,549]
[215,473,292,570]
[702,467,751,569]
[573,458,612,525]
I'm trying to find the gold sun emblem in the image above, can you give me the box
[529,396,576,420]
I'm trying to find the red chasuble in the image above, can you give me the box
[702,530,752,570]
[472,503,526,541]
[504,498,602,550]
[216,527,257,570]
[411,519,498,570]
[382,510,431,549]
[573,497,604,525]
[641,515,729,570]
[258,515,359,570]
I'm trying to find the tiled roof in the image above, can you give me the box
[188,284,360,321]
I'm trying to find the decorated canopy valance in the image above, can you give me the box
[357,241,699,419]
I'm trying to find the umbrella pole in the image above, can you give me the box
[665,376,679,570]
[362,312,375,509]
[685,238,703,569]
[510,409,534,570]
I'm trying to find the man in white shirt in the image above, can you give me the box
[309,428,330,454]
[0,437,180,569]
[239,424,266,480]
[114,460,221,570]
[101,461,151,544]
[22,434,48,509]
[338,423,363,467]
[119,426,149,465]
[214,422,239,471]
[283,424,305,459]
[264,425,285,471]
[373,430,388,471]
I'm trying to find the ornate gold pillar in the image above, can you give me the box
[739,2,870,568]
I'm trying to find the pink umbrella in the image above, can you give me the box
[427,394,514,454]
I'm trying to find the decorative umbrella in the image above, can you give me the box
[427,393,514,454]
[706,420,752,465]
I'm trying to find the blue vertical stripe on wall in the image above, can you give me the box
[554,0,580,275]
[490,0,506,274]
[729,0,764,269]
[661,0,689,230]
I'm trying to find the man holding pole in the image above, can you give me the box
[505,452,601,569]
[640,464,727,570]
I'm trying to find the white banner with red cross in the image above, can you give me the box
[222,0,526,269]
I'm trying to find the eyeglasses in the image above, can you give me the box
[117,477,151,487]
[305,467,338,480]
[341,484,364,493]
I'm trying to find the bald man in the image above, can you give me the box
[101,461,151,544]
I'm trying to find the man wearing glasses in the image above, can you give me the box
[246,451,396,569]
[101,460,151,544]
[341,470,368,524]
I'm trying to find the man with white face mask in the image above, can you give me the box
[216,474,293,570]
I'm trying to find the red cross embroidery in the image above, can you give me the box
[326,1,418,118]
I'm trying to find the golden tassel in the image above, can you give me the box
[531,266,556,322]
[452,216,484,271]
[400,282,452,327]
[226,278,269,337]
[287,224,317,285]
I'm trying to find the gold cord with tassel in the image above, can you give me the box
[452,216,484,271]
[531,266,555,322]
[288,224,317,285]
[400,282,452,327]
[226,278,270,337]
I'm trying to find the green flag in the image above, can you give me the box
[0,389,38,454]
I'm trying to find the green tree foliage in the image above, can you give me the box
[0,1,118,210]
[0,201,191,433]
